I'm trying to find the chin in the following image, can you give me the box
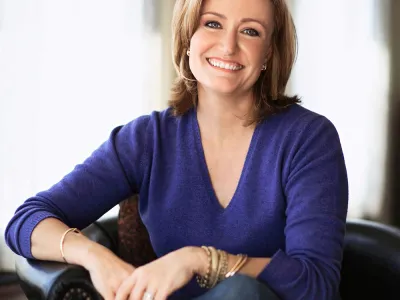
[213,86,239,95]
[203,78,241,95]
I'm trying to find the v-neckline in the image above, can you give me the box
[190,108,261,213]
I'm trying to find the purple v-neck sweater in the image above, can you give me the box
[5,104,348,300]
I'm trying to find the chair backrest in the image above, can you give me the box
[117,195,156,267]
[340,219,400,299]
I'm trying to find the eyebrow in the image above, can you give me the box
[201,11,269,30]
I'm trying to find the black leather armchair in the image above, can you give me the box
[14,218,400,300]
[340,219,400,299]
[15,217,118,300]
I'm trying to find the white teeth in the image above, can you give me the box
[207,59,243,71]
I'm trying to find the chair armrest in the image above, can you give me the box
[15,220,116,300]
[340,219,400,299]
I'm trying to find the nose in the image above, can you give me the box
[220,29,238,56]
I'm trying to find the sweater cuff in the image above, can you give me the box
[19,211,62,259]
[257,249,303,287]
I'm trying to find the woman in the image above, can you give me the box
[5,0,348,299]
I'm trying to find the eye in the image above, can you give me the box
[242,28,260,37]
[205,21,221,29]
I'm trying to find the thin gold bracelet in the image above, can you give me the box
[232,255,248,274]
[60,228,81,263]
[226,255,248,278]
[225,254,244,277]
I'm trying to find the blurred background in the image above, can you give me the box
[0,0,399,297]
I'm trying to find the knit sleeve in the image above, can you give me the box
[4,115,152,258]
[257,115,348,300]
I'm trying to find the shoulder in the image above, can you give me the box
[274,105,345,174]
[113,108,190,154]
[264,104,340,143]
[258,104,343,170]
[269,104,334,129]
[124,107,173,128]
[119,107,178,136]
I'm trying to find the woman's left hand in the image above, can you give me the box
[115,246,206,300]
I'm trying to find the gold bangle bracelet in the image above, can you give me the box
[229,255,247,276]
[232,255,248,274]
[226,255,248,278]
[225,254,244,278]
[60,228,81,263]
[215,250,223,284]
[208,246,220,288]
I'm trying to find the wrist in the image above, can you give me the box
[186,246,209,276]
[63,233,97,266]
[81,239,112,269]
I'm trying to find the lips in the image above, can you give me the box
[206,58,244,71]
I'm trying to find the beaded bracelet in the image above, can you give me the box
[196,246,212,288]
[217,250,228,283]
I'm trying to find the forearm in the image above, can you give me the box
[31,217,96,266]
[236,257,271,278]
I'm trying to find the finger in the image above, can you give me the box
[115,275,137,300]
[145,284,159,300]
[155,289,168,300]
[129,282,147,300]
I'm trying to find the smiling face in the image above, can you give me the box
[189,0,274,97]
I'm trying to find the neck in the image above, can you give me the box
[196,85,255,144]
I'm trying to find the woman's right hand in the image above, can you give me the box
[82,242,135,300]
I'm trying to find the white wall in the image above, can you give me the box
[0,0,172,270]
[289,0,390,219]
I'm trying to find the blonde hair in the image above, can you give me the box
[169,0,300,124]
